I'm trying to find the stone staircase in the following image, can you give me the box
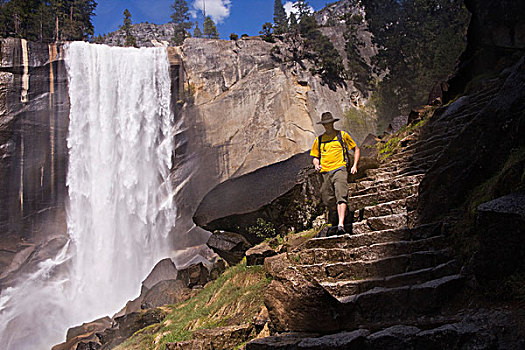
[247,81,506,349]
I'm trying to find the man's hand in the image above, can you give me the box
[350,164,358,174]
[313,157,322,172]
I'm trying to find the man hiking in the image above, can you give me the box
[310,112,360,234]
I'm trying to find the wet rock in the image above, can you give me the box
[52,317,111,350]
[246,242,277,266]
[206,231,252,265]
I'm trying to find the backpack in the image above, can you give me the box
[318,131,350,168]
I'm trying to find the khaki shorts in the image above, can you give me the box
[321,167,348,209]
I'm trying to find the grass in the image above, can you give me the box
[378,114,431,160]
[114,262,271,350]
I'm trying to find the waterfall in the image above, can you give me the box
[0,42,176,349]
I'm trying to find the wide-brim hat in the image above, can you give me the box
[317,111,339,124]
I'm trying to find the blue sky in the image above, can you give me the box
[93,0,333,40]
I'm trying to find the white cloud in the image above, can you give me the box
[283,1,314,17]
[191,0,231,24]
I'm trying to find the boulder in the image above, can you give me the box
[97,308,166,349]
[264,259,343,332]
[177,262,209,288]
[142,258,178,290]
[141,279,193,309]
[246,243,277,266]
[206,231,252,265]
[473,192,525,291]
[52,317,111,350]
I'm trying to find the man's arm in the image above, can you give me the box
[313,157,322,172]
[350,146,360,174]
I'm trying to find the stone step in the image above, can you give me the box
[353,198,407,222]
[304,222,443,250]
[292,236,447,266]
[352,213,408,235]
[348,184,419,211]
[387,145,444,166]
[336,274,465,326]
[320,259,460,298]
[352,174,424,196]
[294,249,452,283]
[374,167,426,182]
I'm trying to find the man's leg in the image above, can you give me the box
[333,168,349,232]
[337,202,347,227]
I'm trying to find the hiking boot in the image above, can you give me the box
[337,225,346,234]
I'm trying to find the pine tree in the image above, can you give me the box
[171,0,192,45]
[122,9,137,47]
[273,0,287,34]
[259,22,274,43]
[193,21,203,38]
[293,0,311,19]
[289,12,298,30]
[203,16,219,39]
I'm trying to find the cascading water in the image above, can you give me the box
[0,42,176,349]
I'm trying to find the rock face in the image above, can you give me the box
[474,193,525,292]
[174,36,376,245]
[0,38,69,282]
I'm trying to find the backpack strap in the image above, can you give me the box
[337,131,350,167]
[318,135,323,163]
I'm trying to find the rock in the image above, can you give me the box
[209,257,227,280]
[141,279,193,309]
[0,38,69,279]
[142,258,178,290]
[246,243,277,266]
[297,329,370,349]
[177,262,209,288]
[166,324,254,350]
[264,263,343,332]
[473,193,525,291]
[246,333,319,350]
[206,231,252,265]
[97,308,166,349]
[367,325,421,349]
[52,317,111,350]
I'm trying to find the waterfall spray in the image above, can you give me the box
[0,42,176,349]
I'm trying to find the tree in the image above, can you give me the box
[193,21,202,38]
[229,32,238,41]
[122,8,137,47]
[259,22,274,43]
[203,16,218,39]
[273,0,287,34]
[293,0,311,19]
[171,0,192,45]
[361,0,469,125]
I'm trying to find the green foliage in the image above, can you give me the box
[273,0,287,35]
[361,0,470,128]
[229,32,238,40]
[377,113,430,159]
[241,33,248,38]
[259,21,275,43]
[193,21,202,38]
[171,0,192,45]
[122,9,137,47]
[203,16,219,39]
[342,12,371,92]
[0,0,96,42]
[114,263,271,350]
[248,218,277,241]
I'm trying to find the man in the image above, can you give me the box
[310,112,360,234]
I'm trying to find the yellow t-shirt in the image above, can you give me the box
[310,131,357,173]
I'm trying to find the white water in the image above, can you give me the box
[0,42,176,349]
